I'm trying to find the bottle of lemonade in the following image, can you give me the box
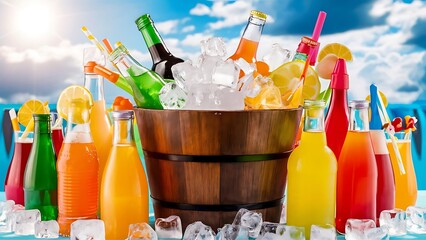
[24,114,57,220]
[228,10,267,64]
[83,57,112,186]
[135,14,184,80]
[57,89,99,236]
[101,110,149,239]
[336,100,377,233]
[325,58,349,159]
[287,100,337,239]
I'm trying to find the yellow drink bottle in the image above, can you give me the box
[100,110,149,239]
[287,100,337,239]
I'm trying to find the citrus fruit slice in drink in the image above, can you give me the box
[17,99,49,127]
[317,43,353,62]
[57,85,94,124]
[270,61,321,104]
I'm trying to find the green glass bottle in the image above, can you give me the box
[109,44,165,109]
[135,14,184,80]
[24,114,58,221]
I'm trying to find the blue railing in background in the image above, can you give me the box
[1,103,425,191]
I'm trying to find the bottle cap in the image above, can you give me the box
[250,10,267,20]
[112,110,134,120]
[93,65,120,83]
[330,58,349,89]
[135,14,153,31]
[296,36,318,55]
[84,61,97,73]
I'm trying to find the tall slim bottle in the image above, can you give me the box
[325,58,349,159]
[228,10,267,63]
[135,14,184,79]
[336,100,378,233]
[57,100,99,236]
[101,110,149,239]
[287,100,337,239]
[109,44,165,109]
[369,84,395,223]
[23,114,57,220]
[83,60,112,186]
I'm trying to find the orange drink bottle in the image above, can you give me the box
[83,48,112,187]
[335,100,377,233]
[387,131,417,209]
[101,110,149,239]
[228,10,266,66]
[57,99,99,236]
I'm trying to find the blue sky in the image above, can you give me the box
[0,0,425,104]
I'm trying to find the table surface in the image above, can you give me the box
[1,192,426,239]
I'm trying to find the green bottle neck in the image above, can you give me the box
[139,23,166,49]
[33,116,52,145]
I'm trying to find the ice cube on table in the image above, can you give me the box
[34,220,59,238]
[201,37,227,57]
[183,221,215,240]
[0,200,15,232]
[276,225,305,240]
[128,222,157,240]
[232,208,263,238]
[407,206,426,234]
[159,82,187,109]
[14,209,41,235]
[155,215,182,239]
[345,219,376,240]
[379,209,407,236]
[262,44,292,72]
[70,219,105,240]
[212,59,239,89]
[172,61,203,91]
[364,227,389,240]
[310,224,336,240]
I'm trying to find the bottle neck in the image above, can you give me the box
[64,105,93,143]
[84,74,105,101]
[293,52,308,62]
[233,16,265,61]
[112,52,150,78]
[139,23,171,63]
[34,119,51,135]
[304,107,325,132]
[329,89,348,110]
[349,107,370,132]
[113,118,135,145]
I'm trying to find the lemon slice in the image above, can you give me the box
[57,85,94,124]
[318,43,353,62]
[17,99,49,127]
[270,61,321,103]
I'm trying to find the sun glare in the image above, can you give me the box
[16,4,52,38]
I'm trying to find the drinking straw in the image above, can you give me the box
[286,53,313,107]
[310,11,327,66]
[372,85,405,174]
[81,26,108,56]
[9,109,20,132]
[102,38,114,54]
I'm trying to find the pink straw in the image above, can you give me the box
[310,11,327,66]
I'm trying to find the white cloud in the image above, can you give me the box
[190,3,210,16]
[182,25,195,33]
[181,33,213,47]
[155,19,180,35]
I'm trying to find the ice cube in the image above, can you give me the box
[258,222,286,240]
[155,215,182,239]
[279,205,286,224]
[407,206,426,234]
[217,224,239,240]
[200,55,223,84]
[183,221,215,240]
[34,220,59,238]
[159,82,187,109]
[0,200,15,232]
[232,209,262,238]
[276,225,305,240]
[184,83,219,110]
[233,58,256,75]
[379,209,407,236]
[364,227,389,240]
[262,44,292,72]
[128,222,157,240]
[214,87,245,110]
[172,61,204,91]
[70,219,105,240]
[14,209,41,235]
[345,219,376,240]
[212,59,239,89]
[201,37,227,57]
[310,224,336,240]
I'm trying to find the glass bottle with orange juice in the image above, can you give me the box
[56,86,99,236]
[287,100,337,239]
[101,110,149,239]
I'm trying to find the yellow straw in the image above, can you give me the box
[81,26,108,56]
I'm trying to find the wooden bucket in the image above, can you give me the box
[134,108,302,230]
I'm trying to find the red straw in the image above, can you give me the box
[310,11,327,66]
